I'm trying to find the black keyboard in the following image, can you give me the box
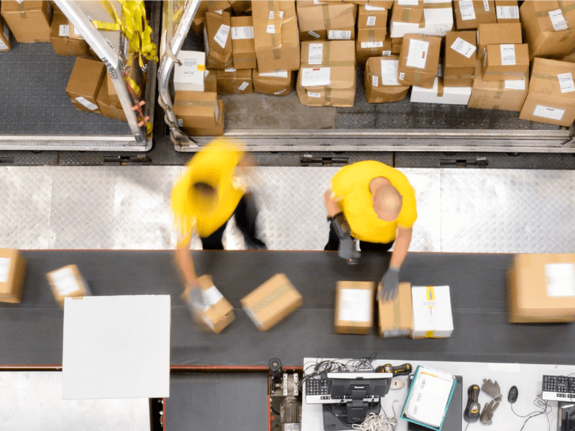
[306,378,329,396]
[542,375,575,401]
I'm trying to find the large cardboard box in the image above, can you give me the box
[50,11,89,57]
[482,43,529,81]
[252,0,300,73]
[519,58,575,126]
[398,34,441,88]
[495,0,519,24]
[182,100,224,136]
[520,0,575,60]
[241,274,303,331]
[96,78,127,122]
[508,254,575,323]
[390,0,453,38]
[204,69,218,92]
[390,0,424,34]
[411,285,454,339]
[444,31,477,87]
[378,282,413,338]
[46,264,91,308]
[0,249,26,304]
[335,281,375,334]
[253,70,295,96]
[453,0,496,30]
[173,91,219,128]
[477,22,522,55]
[204,11,233,70]
[1,0,52,43]
[358,4,387,31]
[356,33,392,66]
[231,16,257,70]
[364,56,410,103]
[173,50,206,92]
[297,1,356,32]
[216,68,253,94]
[0,14,12,51]
[66,58,106,114]
[411,77,472,104]
[297,40,356,107]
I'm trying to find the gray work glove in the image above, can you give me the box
[481,379,502,402]
[480,400,499,425]
[339,236,360,262]
[378,267,400,301]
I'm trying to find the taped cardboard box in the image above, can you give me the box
[356,33,392,66]
[241,273,302,331]
[392,37,403,54]
[368,0,394,8]
[482,43,528,81]
[411,77,472,104]
[453,0,496,30]
[231,16,257,70]
[204,11,233,70]
[182,100,224,136]
[174,50,206,92]
[253,70,295,96]
[390,0,453,38]
[229,0,250,16]
[252,0,300,73]
[508,254,575,323]
[477,22,522,54]
[50,11,88,57]
[1,0,52,43]
[296,40,356,107]
[299,27,356,42]
[495,0,519,24]
[444,31,477,87]
[335,281,375,334]
[411,285,454,339]
[378,282,413,338]
[296,1,356,33]
[204,69,218,92]
[390,1,424,30]
[519,58,575,126]
[398,34,441,88]
[0,249,26,304]
[46,264,91,308]
[66,58,106,114]
[358,4,387,30]
[0,13,12,51]
[174,91,219,128]
[216,68,253,94]
[364,55,410,103]
[96,78,127,122]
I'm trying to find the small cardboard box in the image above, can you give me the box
[411,285,454,339]
[0,14,12,51]
[216,68,253,94]
[356,33,392,66]
[495,0,519,23]
[66,58,106,114]
[335,281,375,334]
[1,0,52,43]
[181,275,235,333]
[391,0,453,38]
[173,50,206,92]
[411,77,472,105]
[296,1,356,32]
[481,43,529,81]
[96,78,127,122]
[508,254,575,323]
[0,249,26,304]
[46,264,91,308]
[398,34,441,89]
[182,100,224,136]
[378,282,413,338]
[241,274,303,331]
[231,16,257,70]
[444,31,477,88]
[364,56,410,103]
[477,22,522,55]
[253,70,295,96]
[390,1,424,32]
[358,4,387,30]
[204,11,233,70]
[173,91,219,128]
[204,69,218,93]
[50,11,89,57]
[453,0,496,30]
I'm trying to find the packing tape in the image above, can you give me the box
[426,286,436,301]
[532,72,559,81]
[322,5,332,29]
[414,69,422,81]
[18,1,27,18]
[560,29,573,42]
[437,79,444,97]
[495,80,504,99]
[175,100,216,107]
[268,0,283,59]
[368,28,375,42]
[493,104,501,110]
[484,71,525,77]
[401,7,412,23]
[425,330,435,338]
[444,74,475,80]
[250,282,293,314]
[535,2,575,18]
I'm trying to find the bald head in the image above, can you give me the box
[373,184,403,222]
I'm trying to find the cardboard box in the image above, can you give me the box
[46,264,91,308]
[252,0,300,73]
[241,274,303,331]
[50,11,89,57]
[204,69,218,92]
[495,0,519,24]
[358,4,387,30]
[0,249,26,304]
[297,1,356,32]
[444,31,477,87]
[174,50,206,92]
[68,22,83,40]
[230,0,250,15]
[96,78,127,122]
[519,58,575,126]
[299,26,356,42]
[335,281,375,334]
[191,1,209,38]
[173,91,219,128]
[411,77,472,104]
[356,33,392,66]
[520,1,575,60]
[66,58,106,114]
[390,0,424,31]
[398,34,441,88]
[296,40,356,107]
[1,0,52,43]
[390,0,453,38]
[378,282,413,338]
[0,14,12,51]
[253,70,295,96]
[231,16,257,70]
[204,11,233,70]
[453,0,496,30]
[392,37,403,54]
[411,285,454,339]
[216,68,253,94]
[482,43,528,81]
[368,1,393,8]
[182,100,224,136]
[508,254,575,323]
[181,275,235,333]
[477,22,522,55]
[364,55,410,103]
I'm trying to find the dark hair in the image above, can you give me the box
[193,182,217,197]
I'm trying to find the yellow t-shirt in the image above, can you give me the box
[330,161,417,243]
[171,139,245,243]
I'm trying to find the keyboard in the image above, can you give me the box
[305,378,380,405]
[542,375,575,401]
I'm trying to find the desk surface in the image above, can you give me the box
[0,250,573,367]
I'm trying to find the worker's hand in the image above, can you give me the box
[339,236,360,262]
[378,267,400,301]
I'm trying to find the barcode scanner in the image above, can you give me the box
[464,384,481,423]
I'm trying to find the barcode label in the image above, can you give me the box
[178,118,183,127]
[558,72,575,93]
[406,38,429,69]
[361,41,383,49]
[75,97,98,111]
[238,81,249,91]
[451,37,476,58]
[328,30,351,40]
[382,50,391,56]
[183,59,198,77]
[497,6,519,19]
[301,67,331,87]
[308,43,324,65]
[500,44,516,66]
[372,75,379,87]
[214,24,230,49]
[308,31,320,39]
[533,105,565,121]
[504,78,525,90]
[231,26,254,40]
[483,0,490,11]
[459,0,476,21]
[308,91,322,98]
[549,9,569,31]
[59,24,70,37]
[367,16,377,26]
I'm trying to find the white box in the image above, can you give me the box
[390,0,453,38]
[173,50,206,92]
[62,295,171,399]
[411,285,454,339]
[411,77,472,105]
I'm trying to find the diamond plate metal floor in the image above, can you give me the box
[1,166,574,253]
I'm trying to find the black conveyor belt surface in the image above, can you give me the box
[1,250,572,367]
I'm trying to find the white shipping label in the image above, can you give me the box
[504,77,525,90]
[267,10,284,31]
[308,92,322,98]
[558,72,575,93]
[238,81,249,91]
[549,9,569,31]
[183,58,199,77]
[3,23,9,41]
[338,289,372,323]
[496,6,519,19]
[231,26,254,40]
[308,43,324,65]
[214,24,230,49]
[314,0,325,4]
[483,0,490,11]
[367,16,377,26]
[260,70,289,78]
[202,286,224,308]
[533,105,565,121]
[381,59,401,85]
[178,118,183,127]
[225,67,237,72]
[365,2,386,11]
[268,11,285,19]
[59,25,70,37]
[382,50,392,56]
[372,75,379,87]
[0,258,10,283]
[51,267,80,296]
[301,67,331,87]
[545,263,575,297]
[75,97,98,111]
[361,41,384,49]
[328,30,351,40]
[451,37,476,58]
[16,0,23,3]
[398,0,419,5]
[399,72,405,80]
[308,31,320,39]
[406,39,429,69]
[459,0,476,21]
[500,44,516,65]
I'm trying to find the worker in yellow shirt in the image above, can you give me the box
[171,139,265,316]
[324,161,417,301]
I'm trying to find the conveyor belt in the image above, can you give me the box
[1,250,573,368]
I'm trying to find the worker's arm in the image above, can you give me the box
[324,190,360,261]
[390,226,412,269]
[175,234,200,287]
[324,190,341,216]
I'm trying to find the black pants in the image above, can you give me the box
[200,194,266,250]
[324,222,394,252]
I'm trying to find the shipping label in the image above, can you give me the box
[328,30,351,40]
[308,92,322,98]
[308,31,320,39]
[214,100,219,120]
[3,23,9,41]
[215,9,223,15]
[178,118,183,127]
[372,75,379,87]
[381,59,401,85]
[451,37,476,58]
[202,286,224,308]
[504,78,525,90]
[183,58,199,77]
[214,24,230,49]
[365,2,386,11]
[459,0,476,21]
[399,72,405,80]
[500,44,516,65]
[398,0,419,5]
[267,11,284,33]
[483,0,490,11]
[231,26,254,40]
[545,263,575,297]
[406,38,429,69]
[51,267,80,296]
[549,9,569,31]
[224,67,237,72]
[496,6,519,19]
[0,258,10,283]
[204,70,210,77]
[238,81,249,91]
[301,67,331,87]
[59,25,70,37]
[367,16,377,26]
[338,289,372,323]
[75,97,98,111]
[260,71,289,78]
[0,39,7,50]
[308,43,324,65]
[361,41,384,49]
[382,50,392,56]
[558,72,575,93]
[533,105,565,121]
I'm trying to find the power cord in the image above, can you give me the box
[351,402,398,431]
[510,394,553,431]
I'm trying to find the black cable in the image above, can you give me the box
[464,422,471,431]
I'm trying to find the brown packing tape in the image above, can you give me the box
[401,8,411,23]
[444,74,475,80]
[535,2,575,18]
[560,29,573,42]
[269,0,282,60]
[175,100,216,107]
[437,79,444,97]
[415,69,421,82]
[368,28,375,42]
[495,81,504,99]
[485,71,525,77]
[322,5,332,29]
[393,295,400,330]
[250,282,294,313]
[18,1,27,18]
[493,104,500,109]
[532,73,560,81]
